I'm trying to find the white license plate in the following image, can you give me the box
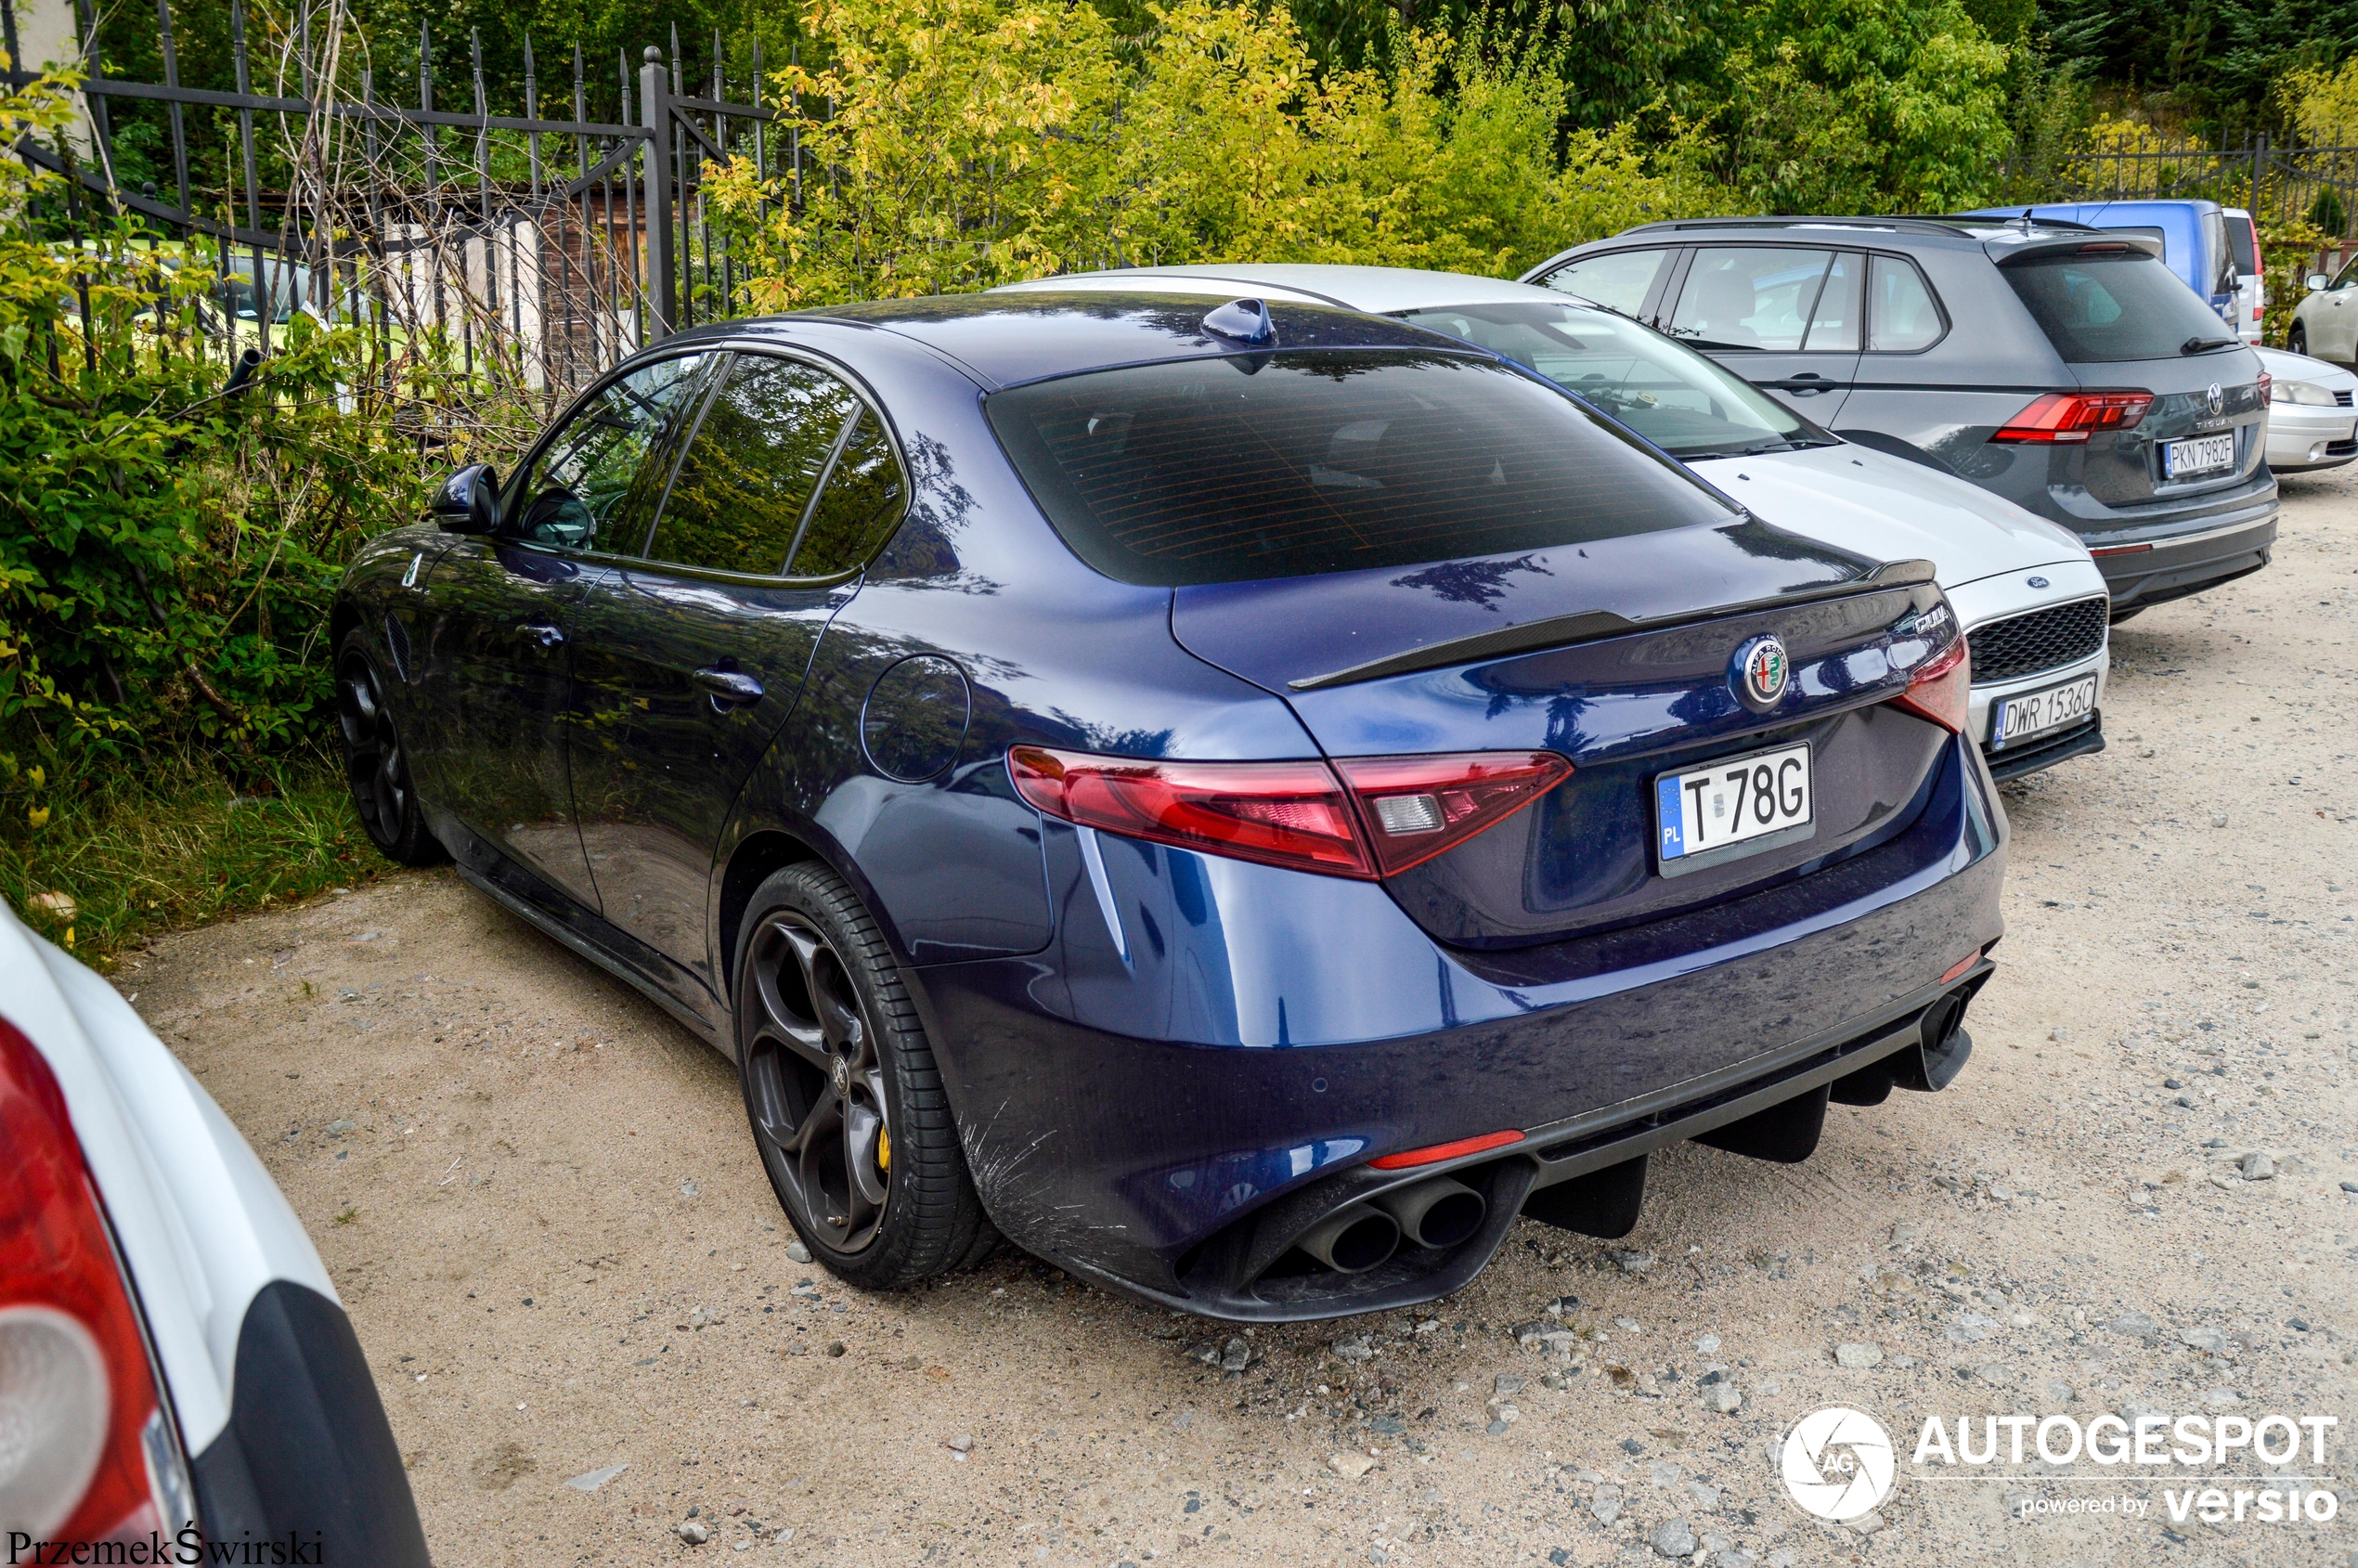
[2164,433,2235,478]
[1655,741,1813,873]
[1990,674,2097,748]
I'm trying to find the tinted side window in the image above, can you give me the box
[2224,214,2257,276]
[1537,249,1672,317]
[789,409,908,578]
[1804,253,1861,352]
[512,355,709,551]
[1866,255,1945,352]
[1667,248,1833,350]
[647,356,861,574]
[2333,257,2358,292]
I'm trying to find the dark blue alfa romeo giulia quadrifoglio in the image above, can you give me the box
[333,292,2002,1321]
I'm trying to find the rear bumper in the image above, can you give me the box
[2084,506,2279,612]
[910,733,2004,1320]
[189,1281,431,1564]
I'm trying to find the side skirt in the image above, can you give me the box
[449,860,732,1055]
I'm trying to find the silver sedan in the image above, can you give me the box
[2259,344,2358,473]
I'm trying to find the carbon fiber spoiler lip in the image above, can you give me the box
[1283,557,1937,693]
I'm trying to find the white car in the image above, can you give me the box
[0,901,428,1558]
[2291,259,2358,366]
[2256,343,2358,473]
[2225,207,2262,346]
[997,265,2111,780]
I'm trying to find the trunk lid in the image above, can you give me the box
[1173,521,1960,948]
[2073,349,2268,509]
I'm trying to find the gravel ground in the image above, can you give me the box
[121,473,2358,1567]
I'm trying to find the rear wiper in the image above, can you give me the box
[2181,335,2236,355]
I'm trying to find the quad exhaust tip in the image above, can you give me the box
[1296,1204,1400,1274]
[1373,1176,1486,1250]
[1294,1176,1490,1274]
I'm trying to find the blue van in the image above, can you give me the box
[1966,200,2239,330]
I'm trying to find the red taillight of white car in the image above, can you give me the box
[1007,745,1571,880]
[1989,391,2154,443]
[1888,635,1972,732]
[0,1017,190,1542]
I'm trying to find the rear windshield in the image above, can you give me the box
[985,349,1734,587]
[2002,252,2237,363]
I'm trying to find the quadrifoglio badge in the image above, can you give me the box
[1782,1406,2343,1530]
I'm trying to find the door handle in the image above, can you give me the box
[693,666,765,709]
[1781,373,1834,395]
[516,620,564,648]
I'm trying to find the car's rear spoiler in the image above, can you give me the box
[1982,231,2166,266]
[1285,560,1937,693]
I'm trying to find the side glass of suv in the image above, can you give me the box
[1536,248,1673,317]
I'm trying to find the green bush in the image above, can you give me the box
[703,0,1722,308]
[0,65,532,954]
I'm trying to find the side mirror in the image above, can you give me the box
[2308,273,2330,292]
[432,463,502,534]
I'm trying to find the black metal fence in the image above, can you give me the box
[4,0,783,398]
[2035,126,2358,247]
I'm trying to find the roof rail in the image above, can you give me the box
[1619,213,2107,239]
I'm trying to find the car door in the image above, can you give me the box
[1662,245,1863,419]
[2321,258,2358,362]
[566,350,909,994]
[414,352,714,908]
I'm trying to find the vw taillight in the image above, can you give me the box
[1007,746,1571,880]
[1990,391,2153,443]
[0,1017,193,1542]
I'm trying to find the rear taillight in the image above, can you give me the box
[1330,752,1573,876]
[1990,391,2153,443]
[1006,745,1571,880]
[1009,748,1378,876]
[2257,371,2273,405]
[0,1017,191,1542]
[1887,636,1971,732]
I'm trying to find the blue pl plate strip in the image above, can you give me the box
[1657,773,1687,861]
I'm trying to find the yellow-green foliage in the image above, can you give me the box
[2281,58,2358,148]
[704,0,1718,310]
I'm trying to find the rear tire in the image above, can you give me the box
[335,630,445,867]
[734,862,996,1289]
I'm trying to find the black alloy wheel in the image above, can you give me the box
[335,630,444,866]
[735,862,996,1288]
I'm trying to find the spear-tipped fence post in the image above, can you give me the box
[156,0,190,229]
[641,45,674,338]
[230,0,266,354]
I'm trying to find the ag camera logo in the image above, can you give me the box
[1781,1406,1897,1522]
